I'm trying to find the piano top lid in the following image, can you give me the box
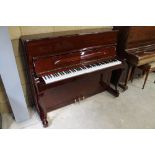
[21,28,118,42]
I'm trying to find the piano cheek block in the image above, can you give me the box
[20,30,124,127]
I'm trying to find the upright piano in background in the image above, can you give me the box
[20,30,124,127]
[113,26,155,88]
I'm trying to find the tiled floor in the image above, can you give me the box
[2,73,155,129]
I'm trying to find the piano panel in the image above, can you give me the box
[34,46,116,75]
[127,26,155,49]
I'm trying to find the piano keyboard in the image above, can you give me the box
[42,59,122,84]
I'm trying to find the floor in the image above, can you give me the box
[2,73,155,129]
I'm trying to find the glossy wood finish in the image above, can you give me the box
[113,26,155,89]
[34,46,116,76]
[20,30,124,127]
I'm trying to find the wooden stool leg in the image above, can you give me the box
[124,64,133,87]
[131,66,136,82]
[142,70,149,89]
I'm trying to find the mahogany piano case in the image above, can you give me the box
[20,29,124,127]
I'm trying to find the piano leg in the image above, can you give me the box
[107,87,119,97]
[41,113,48,128]
[39,103,48,127]
[111,68,125,91]
[100,72,120,97]
[42,118,48,128]
[100,81,119,97]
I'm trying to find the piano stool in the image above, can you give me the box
[137,62,155,89]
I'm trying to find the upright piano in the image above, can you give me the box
[20,30,124,127]
[113,26,155,88]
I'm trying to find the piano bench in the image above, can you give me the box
[139,62,155,89]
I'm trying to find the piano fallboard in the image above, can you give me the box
[34,45,116,75]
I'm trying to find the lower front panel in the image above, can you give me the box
[39,70,110,112]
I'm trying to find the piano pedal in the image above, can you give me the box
[74,98,77,103]
[74,98,80,104]
[79,96,85,103]
[82,96,85,100]
[78,98,81,103]
[74,96,85,104]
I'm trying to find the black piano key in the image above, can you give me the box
[85,66,89,69]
